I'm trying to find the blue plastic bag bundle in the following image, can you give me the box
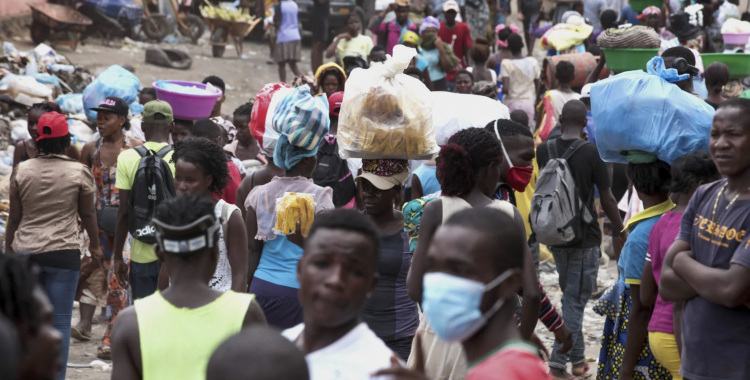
[56,94,84,114]
[590,69,715,164]
[82,65,141,121]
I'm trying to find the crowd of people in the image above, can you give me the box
[3,0,750,379]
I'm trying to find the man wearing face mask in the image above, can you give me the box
[422,207,551,380]
[486,119,575,357]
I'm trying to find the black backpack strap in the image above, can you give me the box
[561,139,588,161]
[134,145,149,157]
[155,145,173,158]
[547,139,560,161]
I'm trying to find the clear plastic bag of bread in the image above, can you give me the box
[274,193,316,237]
[338,45,438,160]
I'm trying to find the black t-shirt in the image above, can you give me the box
[705,99,720,110]
[537,138,611,249]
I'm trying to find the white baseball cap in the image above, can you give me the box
[581,83,592,99]
[443,0,460,13]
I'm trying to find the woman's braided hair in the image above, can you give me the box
[438,127,502,196]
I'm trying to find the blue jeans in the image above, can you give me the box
[130,261,161,300]
[37,266,80,380]
[549,246,600,370]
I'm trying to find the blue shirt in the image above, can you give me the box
[585,110,596,145]
[254,235,303,288]
[620,5,641,25]
[415,56,429,72]
[412,164,441,196]
[617,200,674,287]
[419,48,446,82]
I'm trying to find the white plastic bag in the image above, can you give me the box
[721,17,750,34]
[432,92,510,146]
[8,75,53,98]
[338,45,438,160]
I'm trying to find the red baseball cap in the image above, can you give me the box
[328,91,344,117]
[36,112,69,142]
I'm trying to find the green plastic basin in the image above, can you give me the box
[630,0,662,12]
[701,53,750,78]
[601,48,660,73]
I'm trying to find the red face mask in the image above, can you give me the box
[494,121,533,192]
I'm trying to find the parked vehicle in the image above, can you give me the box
[296,0,373,38]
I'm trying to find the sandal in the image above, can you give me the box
[572,363,590,376]
[70,327,91,342]
[97,345,112,361]
[550,368,577,380]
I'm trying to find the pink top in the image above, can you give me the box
[647,210,682,335]
[467,341,551,380]
[375,19,417,56]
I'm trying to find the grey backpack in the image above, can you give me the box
[531,139,594,246]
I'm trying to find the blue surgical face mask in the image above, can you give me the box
[422,270,513,343]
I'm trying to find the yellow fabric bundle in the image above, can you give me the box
[274,193,315,236]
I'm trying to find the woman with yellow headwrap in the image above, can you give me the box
[314,62,347,98]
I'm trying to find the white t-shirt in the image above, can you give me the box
[209,199,241,292]
[282,323,396,380]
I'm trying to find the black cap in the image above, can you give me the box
[90,96,129,115]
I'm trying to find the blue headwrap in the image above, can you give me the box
[271,85,330,170]
[647,56,690,83]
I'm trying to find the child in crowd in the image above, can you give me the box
[273,0,302,83]
[171,119,193,145]
[546,61,580,123]
[326,13,373,65]
[314,63,346,98]
[595,159,674,380]
[190,119,243,206]
[500,34,539,124]
[368,45,387,65]
[640,151,720,380]
[372,0,416,56]
[418,16,458,92]
[704,61,729,109]
[139,87,157,106]
[202,76,227,119]
[162,137,248,293]
[13,102,79,170]
[466,37,495,84]
[454,70,474,94]
[245,86,334,329]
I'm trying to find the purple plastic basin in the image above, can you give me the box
[153,80,222,120]
[723,33,750,46]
